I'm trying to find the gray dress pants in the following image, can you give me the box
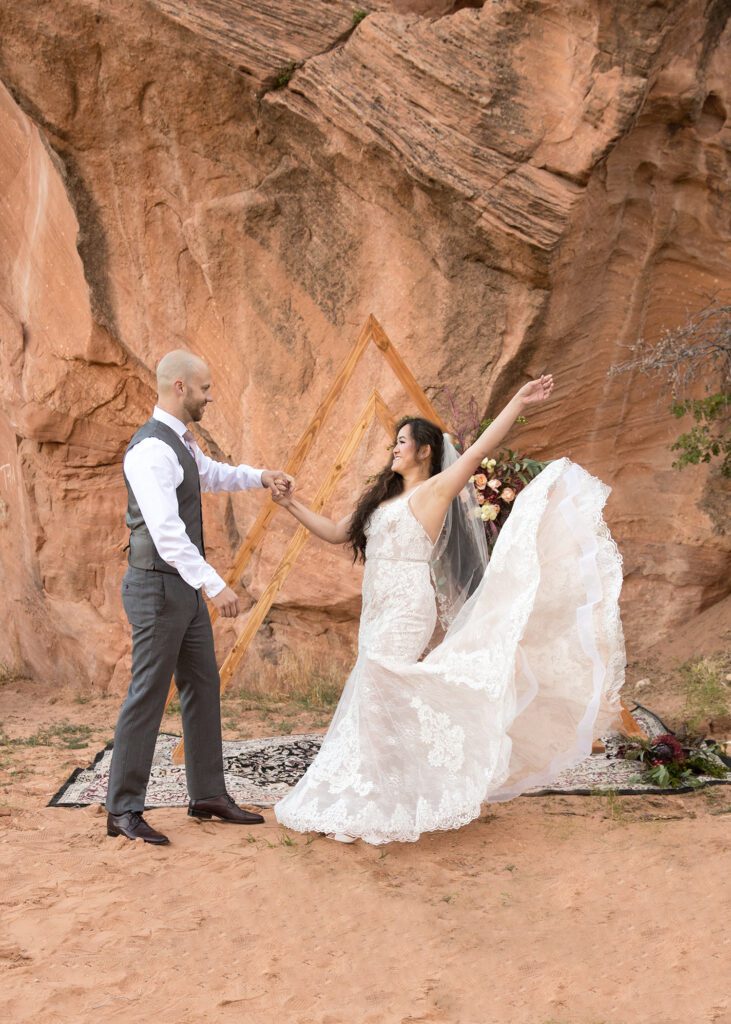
[105,566,226,814]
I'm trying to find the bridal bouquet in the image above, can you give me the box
[469,451,548,552]
[616,732,728,789]
[442,391,549,552]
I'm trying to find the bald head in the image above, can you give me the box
[156,350,209,396]
[155,349,213,424]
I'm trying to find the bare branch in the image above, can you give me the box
[608,304,731,395]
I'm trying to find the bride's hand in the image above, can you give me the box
[516,373,554,408]
[271,488,293,508]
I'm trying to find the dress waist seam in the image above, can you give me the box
[367,555,431,565]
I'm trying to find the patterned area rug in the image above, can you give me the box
[49,704,731,809]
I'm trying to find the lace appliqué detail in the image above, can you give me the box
[410,696,465,771]
[307,701,374,797]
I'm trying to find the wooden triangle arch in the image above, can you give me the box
[169,314,642,763]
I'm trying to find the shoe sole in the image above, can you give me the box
[106,827,170,845]
[188,808,264,824]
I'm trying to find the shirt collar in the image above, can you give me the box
[152,406,189,438]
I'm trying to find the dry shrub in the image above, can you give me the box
[234,649,350,710]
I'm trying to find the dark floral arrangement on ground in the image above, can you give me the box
[615,732,728,789]
[441,390,549,552]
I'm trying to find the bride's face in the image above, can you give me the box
[391,424,430,476]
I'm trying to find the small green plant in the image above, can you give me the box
[681,655,730,731]
[165,697,181,716]
[279,831,296,847]
[671,393,730,475]
[352,9,368,26]
[272,62,298,90]
[609,303,730,476]
[12,722,93,750]
[591,787,627,822]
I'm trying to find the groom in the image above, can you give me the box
[106,350,293,845]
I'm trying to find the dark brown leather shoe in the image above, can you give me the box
[188,793,264,824]
[107,811,170,845]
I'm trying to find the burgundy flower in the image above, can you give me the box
[650,733,685,764]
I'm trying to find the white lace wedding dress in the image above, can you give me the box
[274,458,625,845]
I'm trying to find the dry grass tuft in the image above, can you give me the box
[234,649,349,711]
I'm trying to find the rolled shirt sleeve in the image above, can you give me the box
[124,439,227,598]
[196,450,264,492]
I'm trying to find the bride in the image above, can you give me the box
[273,375,625,844]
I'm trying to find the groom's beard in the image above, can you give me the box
[187,402,207,422]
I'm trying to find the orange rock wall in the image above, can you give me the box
[0,0,728,692]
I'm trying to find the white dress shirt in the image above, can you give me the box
[123,407,264,598]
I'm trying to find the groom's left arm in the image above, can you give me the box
[196,449,293,496]
[196,448,264,493]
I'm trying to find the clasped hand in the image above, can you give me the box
[261,469,295,498]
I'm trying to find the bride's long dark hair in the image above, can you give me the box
[347,416,444,563]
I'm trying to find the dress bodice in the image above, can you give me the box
[359,488,437,663]
[364,489,433,563]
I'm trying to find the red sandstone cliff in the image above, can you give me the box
[0,0,728,692]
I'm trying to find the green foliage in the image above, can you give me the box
[622,726,728,790]
[670,392,730,476]
[492,449,548,487]
[272,62,298,90]
[609,304,730,476]
[681,655,730,731]
[3,721,93,750]
[165,697,181,716]
[638,751,727,790]
[352,9,368,26]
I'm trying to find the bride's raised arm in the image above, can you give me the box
[271,490,353,545]
[412,374,554,537]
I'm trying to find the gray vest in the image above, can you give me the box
[124,419,204,574]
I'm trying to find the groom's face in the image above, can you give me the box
[183,366,213,423]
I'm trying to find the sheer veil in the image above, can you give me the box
[429,434,490,630]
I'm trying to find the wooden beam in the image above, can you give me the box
[368,316,449,430]
[225,316,376,588]
[373,390,397,436]
[171,393,377,763]
[164,319,379,710]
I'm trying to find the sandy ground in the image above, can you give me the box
[1,677,730,1024]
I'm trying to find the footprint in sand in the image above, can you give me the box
[0,944,33,968]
